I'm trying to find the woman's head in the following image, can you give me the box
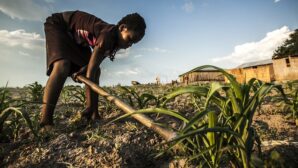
[117,13,146,49]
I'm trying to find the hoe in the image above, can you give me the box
[77,75,177,141]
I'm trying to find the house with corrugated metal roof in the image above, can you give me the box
[272,54,298,81]
[179,66,225,84]
[227,59,275,83]
[179,56,298,85]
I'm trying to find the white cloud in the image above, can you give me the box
[0,0,50,21]
[212,26,292,67]
[274,0,281,3]
[116,68,140,76]
[134,54,143,58]
[140,47,169,53]
[18,51,30,56]
[114,48,145,59]
[0,29,44,50]
[182,1,194,13]
[115,48,130,59]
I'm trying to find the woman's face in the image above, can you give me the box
[118,24,141,49]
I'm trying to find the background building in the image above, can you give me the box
[272,55,298,81]
[227,59,275,83]
[179,67,225,84]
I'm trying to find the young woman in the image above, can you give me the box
[40,10,146,127]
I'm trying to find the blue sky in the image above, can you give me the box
[0,0,297,87]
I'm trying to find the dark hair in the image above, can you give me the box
[117,13,146,41]
[108,13,146,61]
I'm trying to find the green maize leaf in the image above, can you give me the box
[109,108,189,124]
[205,82,228,108]
[207,111,217,165]
[169,127,242,145]
[139,93,159,108]
[185,137,198,149]
[181,110,211,133]
[242,78,258,105]
[226,88,242,114]
[222,99,233,117]
[217,144,247,157]
[202,133,211,149]
[0,107,38,139]
[188,145,215,162]
[119,86,139,99]
[0,85,12,112]
[243,83,277,123]
[161,86,208,107]
[245,127,256,159]
[207,112,216,147]
[193,65,243,102]
[216,144,247,166]
[228,83,279,141]
[214,132,225,164]
[119,86,132,94]
[0,108,12,127]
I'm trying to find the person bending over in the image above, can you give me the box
[40,10,146,127]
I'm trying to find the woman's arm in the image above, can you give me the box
[85,46,105,115]
[86,46,105,81]
[72,46,105,83]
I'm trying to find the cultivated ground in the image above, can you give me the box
[0,85,297,168]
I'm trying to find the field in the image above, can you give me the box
[0,69,297,168]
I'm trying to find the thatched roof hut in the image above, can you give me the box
[227,59,275,83]
[179,66,225,84]
[272,54,298,81]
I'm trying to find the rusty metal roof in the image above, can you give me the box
[179,66,221,77]
[272,54,298,59]
[236,59,273,68]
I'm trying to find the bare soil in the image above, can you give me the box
[1,87,297,168]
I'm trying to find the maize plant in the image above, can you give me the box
[27,81,43,102]
[0,86,39,142]
[113,65,285,168]
[272,80,298,125]
[61,85,86,105]
[118,86,160,109]
[98,87,119,113]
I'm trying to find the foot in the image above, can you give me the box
[91,111,101,121]
[39,124,54,133]
[80,107,92,120]
[39,120,54,128]
[39,124,55,140]
[80,107,101,121]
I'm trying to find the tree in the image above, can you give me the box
[273,29,298,59]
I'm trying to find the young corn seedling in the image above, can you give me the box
[27,81,44,102]
[0,85,39,142]
[61,85,86,105]
[61,86,74,105]
[272,80,298,125]
[72,86,86,105]
[112,65,285,168]
[118,86,160,109]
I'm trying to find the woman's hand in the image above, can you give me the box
[71,66,87,83]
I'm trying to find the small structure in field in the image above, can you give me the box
[171,80,179,85]
[227,59,275,83]
[179,67,225,85]
[131,81,141,85]
[156,76,161,85]
[272,54,298,81]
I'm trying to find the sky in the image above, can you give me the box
[0,0,297,87]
